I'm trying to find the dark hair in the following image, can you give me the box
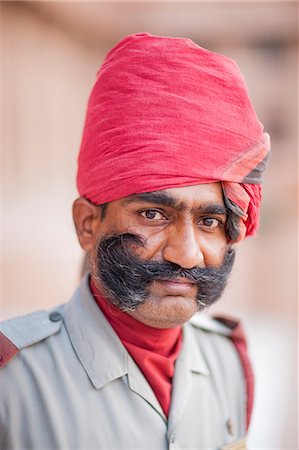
[94,233,235,311]
[99,203,108,220]
[222,190,245,242]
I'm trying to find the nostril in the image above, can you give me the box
[168,261,183,271]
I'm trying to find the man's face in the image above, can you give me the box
[86,183,233,328]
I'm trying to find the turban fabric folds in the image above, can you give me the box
[77,33,270,240]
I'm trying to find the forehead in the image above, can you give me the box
[124,183,224,210]
[163,183,223,205]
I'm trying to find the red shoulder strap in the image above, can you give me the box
[214,316,254,431]
[0,331,19,368]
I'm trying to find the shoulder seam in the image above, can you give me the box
[0,305,65,350]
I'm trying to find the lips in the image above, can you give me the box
[154,278,196,295]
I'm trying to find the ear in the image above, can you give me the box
[72,198,101,251]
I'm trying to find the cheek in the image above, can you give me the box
[200,236,228,266]
[134,232,167,261]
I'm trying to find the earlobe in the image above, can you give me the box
[72,198,101,251]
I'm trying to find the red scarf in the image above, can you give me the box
[90,278,182,417]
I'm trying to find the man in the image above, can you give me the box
[0,33,270,449]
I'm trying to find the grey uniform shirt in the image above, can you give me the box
[0,275,247,450]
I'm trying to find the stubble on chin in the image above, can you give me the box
[126,280,200,328]
[127,293,199,328]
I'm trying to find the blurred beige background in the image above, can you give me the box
[1,1,298,448]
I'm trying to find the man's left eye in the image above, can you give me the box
[140,209,166,220]
[199,218,222,229]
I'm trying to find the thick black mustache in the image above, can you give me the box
[95,233,235,311]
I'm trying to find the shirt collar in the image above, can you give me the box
[64,273,128,389]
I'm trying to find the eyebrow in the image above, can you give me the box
[125,191,227,216]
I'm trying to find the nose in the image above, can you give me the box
[162,222,204,269]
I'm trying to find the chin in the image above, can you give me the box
[132,295,199,329]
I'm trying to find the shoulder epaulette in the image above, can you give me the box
[189,312,234,336]
[0,306,64,368]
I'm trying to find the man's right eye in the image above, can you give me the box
[140,209,167,220]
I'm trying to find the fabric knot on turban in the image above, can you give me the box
[77,32,270,240]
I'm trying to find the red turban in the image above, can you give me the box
[77,33,270,240]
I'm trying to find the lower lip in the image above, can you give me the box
[155,280,195,295]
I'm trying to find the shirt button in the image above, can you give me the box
[226,418,234,436]
[49,311,62,322]
[170,435,175,443]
